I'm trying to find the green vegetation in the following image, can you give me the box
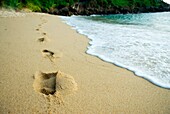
[0,0,78,11]
[2,0,23,9]
[95,0,160,7]
[0,0,162,12]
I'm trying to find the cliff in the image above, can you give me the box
[1,0,170,16]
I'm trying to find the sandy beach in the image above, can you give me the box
[0,10,170,113]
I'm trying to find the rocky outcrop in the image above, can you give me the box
[46,1,170,16]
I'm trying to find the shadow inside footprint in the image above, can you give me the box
[38,38,45,42]
[42,49,63,62]
[33,71,77,96]
[36,28,39,31]
[42,32,46,35]
[42,49,54,56]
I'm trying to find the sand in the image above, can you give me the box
[0,10,170,114]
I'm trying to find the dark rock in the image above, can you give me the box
[44,1,170,16]
[49,8,59,15]
[59,7,70,16]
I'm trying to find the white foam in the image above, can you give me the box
[163,0,170,4]
[60,13,170,89]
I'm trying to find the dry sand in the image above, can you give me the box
[0,11,170,114]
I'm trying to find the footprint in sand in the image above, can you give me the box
[38,24,41,27]
[42,49,54,57]
[37,31,49,43]
[37,37,49,43]
[38,37,45,42]
[42,19,48,24]
[42,49,63,62]
[33,71,77,95]
[42,32,47,35]
[36,28,40,31]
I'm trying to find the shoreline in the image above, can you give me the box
[0,11,170,113]
[61,14,170,90]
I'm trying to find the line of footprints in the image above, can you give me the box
[33,16,77,98]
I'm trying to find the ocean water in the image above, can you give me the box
[60,12,170,89]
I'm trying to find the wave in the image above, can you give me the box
[60,12,170,89]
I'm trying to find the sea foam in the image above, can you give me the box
[60,12,170,89]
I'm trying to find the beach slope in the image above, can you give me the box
[0,11,170,113]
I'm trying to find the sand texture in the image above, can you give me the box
[0,11,170,114]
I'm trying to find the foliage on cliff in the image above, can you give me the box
[0,0,168,15]
[1,0,77,11]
